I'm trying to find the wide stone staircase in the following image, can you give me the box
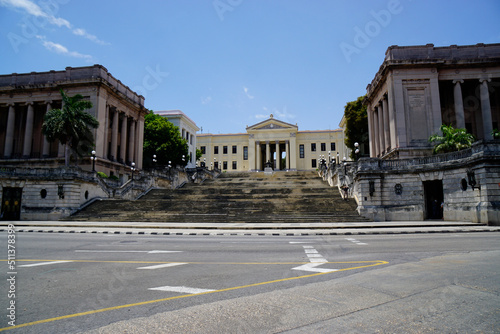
[69,171,370,223]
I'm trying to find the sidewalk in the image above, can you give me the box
[1,220,499,236]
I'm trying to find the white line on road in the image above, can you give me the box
[148,286,215,294]
[137,263,187,270]
[292,245,335,272]
[75,250,182,254]
[292,263,338,273]
[345,238,367,245]
[19,261,74,267]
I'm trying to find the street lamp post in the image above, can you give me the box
[91,150,96,172]
[131,162,136,180]
[354,142,360,160]
[153,154,157,168]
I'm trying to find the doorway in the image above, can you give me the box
[423,180,443,220]
[1,187,23,220]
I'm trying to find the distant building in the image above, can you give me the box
[156,110,200,168]
[197,114,346,171]
[364,43,500,159]
[0,65,148,176]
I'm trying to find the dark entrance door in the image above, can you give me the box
[1,187,22,220]
[423,180,443,220]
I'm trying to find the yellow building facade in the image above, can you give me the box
[197,115,346,171]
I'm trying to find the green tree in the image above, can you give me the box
[42,89,99,166]
[492,129,500,139]
[429,124,475,154]
[344,95,369,160]
[143,112,188,168]
[195,148,203,162]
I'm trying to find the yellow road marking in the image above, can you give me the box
[0,260,388,331]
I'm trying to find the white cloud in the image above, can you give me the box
[201,96,212,105]
[243,86,254,99]
[72,28,109,45]
[37,35,93,61]
[256,106,295,121]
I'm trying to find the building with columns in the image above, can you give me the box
[364,43,500,159]
[0,65,148,178]
[197,114,345,171]
[156,110,200,168]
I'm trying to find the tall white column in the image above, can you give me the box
[22,102,34,158]
[120,114,127,163]
[4,104,15,158]
[367,106,375,158]
[480,79,493,140]
[111,108,118,161]
[265,141,270,164]
[453,79,465,129]
[128,118,136,164]
[285,140,290,170]
[255,141,261,170]
[382,96,390,152]
[377,103,385,156]
[373,107,380,157]
[42,102,52,157]
[275,140,280,170]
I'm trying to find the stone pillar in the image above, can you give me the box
[367,106,375,158]
[128,118,136,164]
[265,141,270,164]
[110,108,118,161]
[120,113,127,163]
[382,96,391,152]
[4,104,16,158]
[22,102,34,158]
[387,80,398,151]
[58,98,65,157]
[377,102,385,156]
[275,140,280,170]
[453,79,465,129]
[285,140,290,170]
[289,134,297,170]
[42,102,52,157]
[255,141,261,171]
[480,79,493,140]
[373,107,380,157]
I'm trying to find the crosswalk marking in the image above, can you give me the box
[137,263,187,270]
[148,286,215,294]
[19,261,74,267]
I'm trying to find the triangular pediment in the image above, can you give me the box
[247,115,298,131]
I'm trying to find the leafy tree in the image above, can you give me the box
[493,129,500,139]
[143,112,188,168]
[195,148,203,162]
[42,89,99,166]
[344,95,369,160]
[429,124,475,154]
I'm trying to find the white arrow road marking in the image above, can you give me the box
[75,250,182,254]
[292,263,338,273]
[292,245,337,273]
[19,261,74,267]
[148,286,215,294]
[137,263,187,270]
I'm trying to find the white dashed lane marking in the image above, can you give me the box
[148,286,215,294]
[137,263,187,270]
[19,261,74,267]
[345,238,367,245]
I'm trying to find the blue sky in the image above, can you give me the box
[1,0,499,134]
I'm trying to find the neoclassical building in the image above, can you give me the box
[197,115,347,171]
[156,110,200,168]
[364,43,500,159]
[0,65,148,177]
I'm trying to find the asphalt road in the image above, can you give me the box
[1,232,499,333]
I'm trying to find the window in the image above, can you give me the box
[312,159,317,168]
[243,146,248,160]
[299,145,304,158]
[311,143,316,152]
[223,146,228,154]
[331,143,336,151]
[321,143,326,151]
[200,146,206,154]
[214,146,219,154]
[232,145,237,154]
[214,161,219,169]
[232,161,237,170]
[223,161,228,170]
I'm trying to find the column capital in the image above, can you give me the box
[7,102,15,107]
[452,79,464,85]
[45,100,53,105]
[25,101,34,106]
[479,78,491,83]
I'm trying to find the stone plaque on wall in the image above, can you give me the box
[405,86,430,142]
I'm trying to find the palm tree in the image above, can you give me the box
[42,89,99,166]
[429,124,475,154]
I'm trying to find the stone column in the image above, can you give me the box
[373,107,380,157]
[128,118,136,164]
[453,80,465,129]
[367,106,375,158]
[289,134,297,170]
[4,104,16,158]
[22,102,34,158]
[120,113,127,163]
[275,140,280,170]
[377,102,385,156]
[255,141,261,171]
[110,108,118,161]
[265,141,270,164]
[480,78,493,140]
[387,80,398,151]
[42,102,52,157]
[58,98,65,157]
[382,96,391,152]
[285,140,290,170]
